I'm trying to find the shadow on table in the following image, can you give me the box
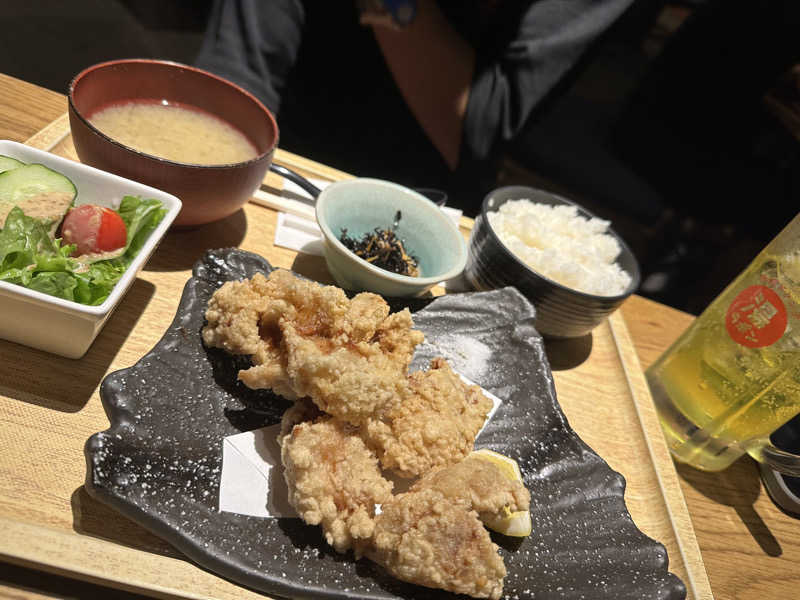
[144,209,248,272]
[290,252,335,286]
[72,484,291,600]
[0,278,154,413]
[675,458,783,557]
[543,333,594,371]
[0,561,152,600]
[71,485,270,597]
[71,486,180,559]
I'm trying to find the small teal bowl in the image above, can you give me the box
[316,178,467,297]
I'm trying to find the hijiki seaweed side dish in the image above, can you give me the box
[339,211,420,277]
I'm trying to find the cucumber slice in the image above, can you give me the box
[0,155,25,174]
[0,163,77,234]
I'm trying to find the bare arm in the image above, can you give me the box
[367,0,476,170]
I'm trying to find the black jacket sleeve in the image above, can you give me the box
[462,0,635,163]
[195,0,305,114]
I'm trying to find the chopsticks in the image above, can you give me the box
[250,149,352,220]
[250,186,315,221]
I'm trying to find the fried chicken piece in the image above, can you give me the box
[277,397,324,447]
[280,297,423,424]
[202,273,270,357]
[410,454,530,524]
[202,271,298,400]
[362,357,493,478]
[280,415,393,553]
[365,488,506,600]
[203,269,425,423]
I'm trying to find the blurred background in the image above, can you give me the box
[1,0,798,316]
[0,1,211,88]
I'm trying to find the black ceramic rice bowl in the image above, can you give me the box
[464,186,640,338]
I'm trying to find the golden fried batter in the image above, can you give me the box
[202,271,298,400]
[202,269,424,423]
[280,306,421,425]
[277,397,324,448]
[365,487,506,600]
[410,454,530,523]
[202,275,264,355]
[362,358,493,478]
[280,416,393,553]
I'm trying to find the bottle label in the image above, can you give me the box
[725,285,787,348]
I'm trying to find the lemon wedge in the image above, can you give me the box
[471,449,532,537]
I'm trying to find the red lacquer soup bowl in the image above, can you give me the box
[69,59,278,227]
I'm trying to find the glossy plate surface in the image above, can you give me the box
[85,248,685,600]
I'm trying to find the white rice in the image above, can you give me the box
[487,199,632,296]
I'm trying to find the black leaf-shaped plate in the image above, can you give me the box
[85,248,686,600]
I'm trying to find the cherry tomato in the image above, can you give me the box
[61,204,127,256]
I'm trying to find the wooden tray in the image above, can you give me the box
[0,117,713,599]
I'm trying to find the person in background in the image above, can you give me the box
[195,0,635,216]
[609,0,800,312]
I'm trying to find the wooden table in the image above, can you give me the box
[0,73,798,600]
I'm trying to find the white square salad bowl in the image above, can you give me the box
[0,140,181,358]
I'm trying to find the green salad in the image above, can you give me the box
[0,196,166,306]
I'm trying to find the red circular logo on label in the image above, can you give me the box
[725,285,787,348]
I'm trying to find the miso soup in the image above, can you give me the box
[89,101,259,166]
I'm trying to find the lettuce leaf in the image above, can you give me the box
[0,196,165,305]
[117,195,167,255]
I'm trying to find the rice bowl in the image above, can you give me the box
[486,199,632,296]
[464,185,640,338]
